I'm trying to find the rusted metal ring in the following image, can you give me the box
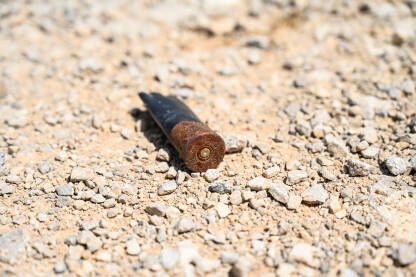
[170,121,225,172]
[197,146,213,161]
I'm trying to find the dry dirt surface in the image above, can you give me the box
[1,0,416,276]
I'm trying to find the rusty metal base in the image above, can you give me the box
[170,121,225,172]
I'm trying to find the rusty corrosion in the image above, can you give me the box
[170,121,225,172]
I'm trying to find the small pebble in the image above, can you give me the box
[286,170,308,185]
[54,261,67,273]
[70,167,93,182]
[126,239,140,256]
[302,184,328,205]
[204,169,220,183]
[55,183,74,196]
[160,248,179,270]
[384,157,408,176]
[175,218,195,233]
[216,202,231,218]
[393,243,416,266]
[247,177,270,191]
[158,181,178,196]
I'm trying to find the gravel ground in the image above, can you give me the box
[1,0,416,276]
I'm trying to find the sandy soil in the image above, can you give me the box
[0,0,415,276]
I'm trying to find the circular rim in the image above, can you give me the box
[183,132,225,172]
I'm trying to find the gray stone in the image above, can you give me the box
[64,235,77,246]
[268,181,290,204]
[76,230,93,245]
[55,183,74,196]
[220,251,239,264]
[102,198,116,208]
[5,110,28,128]
[339,268,359,277]
[230,190,242,205]
[90,194,105,204]
[393,243,416,266]
[360,128,378,144]
[0,229,29,264]
[175,218,195,233]
[341,187,353,199]
[65,245,84,271]
[194,257,221,273]
[319,167,336,181]
[402,79,415,95]
[55,151,68,162]
[160,247,179,270]
[12,215,25,225]
[307,141,324,153]
[289,243,315,267]
[208,181,231,194]
[6,175,21,184]
[178,240,200,264]
[48,222,60,231]
[302,184,328,204]
[158,181,178,196]
[174,88,196,98]
[350,211,367,225]
[251,240,265,252]
[295,120,311,137]
[410,154,416,170]
[392,19,416,42]
[36,212,47,222]
[223,134,248,153]
[276,263,296,276]
[0,151,5,167]
[54,261,67,273]
[156,229,167,242]
[247,50,261,65]
[145,203,166,217]
[286,170,308,185]
[262,165,280,178]
[157,148,170,162]
[324,135,348,158]
[247,177,270,191]
[284,103,300,119]
[80,221,98,231]
[126,239,140,256]
[361,146,379,159]
[370,178,395,195]
[78,57,102,73]
[155,162,169,173]
[367,219,386,238]
[38,161,51,174]
[216,202,231,218]
[204,169,220,182]
[346,159,377,177]
[107,207,120,218]
[287,193,302,210]
[70,167,94,182]
[384,157,408,176]
[86,236,102,252]
[0,183,15,195]
[165,167,177,179]
[120,128,132,139]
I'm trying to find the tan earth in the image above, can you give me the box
[0,0,416,276]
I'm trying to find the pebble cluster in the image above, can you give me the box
[0,0,415,276]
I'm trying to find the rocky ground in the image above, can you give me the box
[0,0,416,276]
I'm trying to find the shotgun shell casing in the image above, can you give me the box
[139,92,225,172]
